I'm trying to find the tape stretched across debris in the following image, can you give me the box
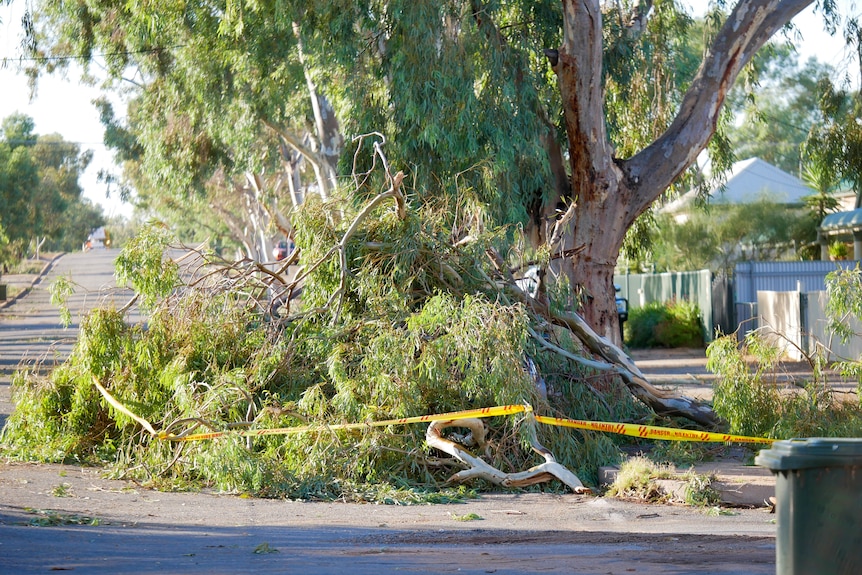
[92,376,775,445]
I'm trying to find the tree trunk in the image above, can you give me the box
[553,0,814,344]
[292,21,342,199]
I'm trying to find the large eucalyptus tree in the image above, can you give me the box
[551,0,818,344]
[17,0,836,427]
[27,0,827,339]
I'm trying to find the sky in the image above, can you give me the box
[0,2,132,219]
[0,0,860,221]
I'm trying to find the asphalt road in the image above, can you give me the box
[0,250,138,427]
[0,251,778,574]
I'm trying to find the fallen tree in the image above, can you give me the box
[1,142,719,499]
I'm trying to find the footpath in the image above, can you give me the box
[1,269,51,309]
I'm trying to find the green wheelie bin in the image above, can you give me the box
[755,438,862,575]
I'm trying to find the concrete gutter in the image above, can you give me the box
[0,253,64,310]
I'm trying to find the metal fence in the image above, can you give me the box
[615,261,862,355]
[614,269,713,341]
[735,261,859,303]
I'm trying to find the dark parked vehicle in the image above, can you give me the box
[273,240,293,261]
[615,284,628,342]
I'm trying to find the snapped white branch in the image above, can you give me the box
[425,417,588,493]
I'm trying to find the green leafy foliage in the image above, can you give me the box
[707,333,784,437]
[825,266,862,397]
[682,471,720,508]
[49,275,75,327]
[805,76,862,210]
[728,47,834,176]
[1,188,639,499]
[707,332,862,439]
[25,0,725,293]
[114,221,180,308]
[26,509,102,526]
[0,224,11,272]
[625,300,703,349]
[825,266,862,344]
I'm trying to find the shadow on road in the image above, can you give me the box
[0,505,774,575]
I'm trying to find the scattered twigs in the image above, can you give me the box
[425,417,589,493]
[291,137,407,325]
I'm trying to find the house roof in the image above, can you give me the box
[661,157,814,213]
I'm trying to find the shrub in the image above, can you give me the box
[605,456,674,502]
[707,333,783,437]
[625,299,703,348]
[707,331,862,439]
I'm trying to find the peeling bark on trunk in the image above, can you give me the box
[550,0,813,346]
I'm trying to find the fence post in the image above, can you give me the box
[800,292,810,357]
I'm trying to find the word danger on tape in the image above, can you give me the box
[533,415,774,445]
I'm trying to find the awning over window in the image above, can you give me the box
[820,208,862,234]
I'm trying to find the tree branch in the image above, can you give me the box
[484,247,719,427]
[425,418,589,493]
[624,0,813,220]
[263,120,334,202]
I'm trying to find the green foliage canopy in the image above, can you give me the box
[24,0,721,241]
[0,113,104,257]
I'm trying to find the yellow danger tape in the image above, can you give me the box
[159,404,528,442]
[92,376,159,437]
[91,376,773,445]
[534,414,775,444]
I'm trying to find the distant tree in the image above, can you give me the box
[2,113,37,147]
[58,199,106,251]
[728,51,836,176]
[652,198,809,274]
[0,114,104,256]
[806,76,862,209]
[794,146,841,258]
[0,132,40,251]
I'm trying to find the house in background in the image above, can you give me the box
[661,157,815,222]
[819,207,862,260]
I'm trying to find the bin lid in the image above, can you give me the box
[755,438,862,471]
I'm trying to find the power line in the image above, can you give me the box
[0,44,186,64]
[4,138,109,147]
